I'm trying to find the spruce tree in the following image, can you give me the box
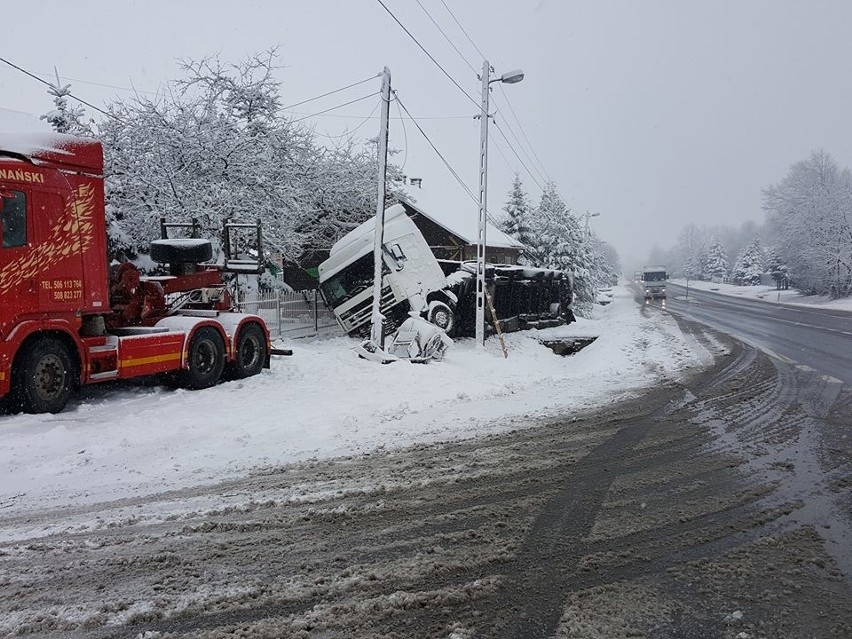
[732,238,764,285]
[500,173,532,247]
[705,238,729,282]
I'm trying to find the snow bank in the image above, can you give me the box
[670,278,852,312]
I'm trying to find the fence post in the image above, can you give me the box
[313,289,319,334]
[276,292,282,339]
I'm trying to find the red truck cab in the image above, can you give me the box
[0,132,270,414]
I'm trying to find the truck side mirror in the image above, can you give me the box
[386,243,407,271]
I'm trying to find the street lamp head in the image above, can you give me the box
[497,69,525,84]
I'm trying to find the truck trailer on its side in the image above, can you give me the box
[317,204,574,340]
[0,132,271,414]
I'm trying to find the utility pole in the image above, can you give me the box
[475,60,491,349]
[369,67,392,349]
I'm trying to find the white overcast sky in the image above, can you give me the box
[3,0,852,269]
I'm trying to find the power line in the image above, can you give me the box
[288,92,380,123]
[288,111,473,121]
[428,2,564,203]
[281,74,380,110]
[0,65,162,97]
[393,91,477,206]
[496,84,553,183]
[394,95,409,170]
[491,121,544,191]
[489,97,550,187]
[414,0,478,75]
[374,0,481,111]
[487,132,516,176]
[0,55,117,120]
[311,100,381,140]
[437,0,488,61]
[394,91,504,229]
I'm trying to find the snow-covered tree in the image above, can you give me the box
[40,79,92,136]
[731,238,764,285]
[522,182,600,315]
[675,224,708,279]
[763,150,852,297]
[764,246,789,290]
[704,237,728,282]
[500,173,534,248]
[97,50,400,265]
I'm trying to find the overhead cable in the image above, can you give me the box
[374,0,481,111]
[394,91,504,229]
[496,84,553,183]
[414,0,478,75]
[289,92,380,123]
[489,98,550,187]
[393,91,477,205]
[437,0,488,61]
[281,74,381,111]
[0,55,117,120]
[312,100,381,141]
[491,121,545,191]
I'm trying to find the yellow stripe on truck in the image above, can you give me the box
[121,353,182,368]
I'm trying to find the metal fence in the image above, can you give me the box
[235,289,340,338]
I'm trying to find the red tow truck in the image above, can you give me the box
[0,131,271,414]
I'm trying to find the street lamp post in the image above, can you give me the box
[475,61,524,348]
[584,210,600,235]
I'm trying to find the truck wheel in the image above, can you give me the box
[180,327,225,389]
[14,338,74,414]
[427,301,456,336]
[150,239,213,264]
[228,323,267,379]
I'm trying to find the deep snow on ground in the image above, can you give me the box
[0,285,716,522]
[670,278,852,312]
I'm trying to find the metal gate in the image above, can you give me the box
[235,290,340,338]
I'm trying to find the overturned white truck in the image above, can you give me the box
[317,204,574,339]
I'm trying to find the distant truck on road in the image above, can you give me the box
[642,266,667,299]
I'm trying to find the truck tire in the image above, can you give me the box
[13,337,74,414]
[228,323,267,379]
[179,327,225,389]
[427,301,456,336]
[150,239,213,264]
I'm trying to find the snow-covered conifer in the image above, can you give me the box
[500,174,533,246]
[40,80,92,136]
[731,238,764,285]
[705,238,729,282]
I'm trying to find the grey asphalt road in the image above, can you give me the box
[663,282,852,386]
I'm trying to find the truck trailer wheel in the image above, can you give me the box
[13,338,74,414]
[179,327,225,389]
[228,323,267,379]
[427,301,456,336]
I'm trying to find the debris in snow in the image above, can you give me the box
[724,609,744,623]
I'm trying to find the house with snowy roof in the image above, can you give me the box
[398,186,525,265]
[281,185,525,289]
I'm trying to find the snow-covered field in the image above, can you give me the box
[0,285,718,518]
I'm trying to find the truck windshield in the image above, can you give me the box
[1,190,27,248]
[320,253,388,308]
[644,271,666,282]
